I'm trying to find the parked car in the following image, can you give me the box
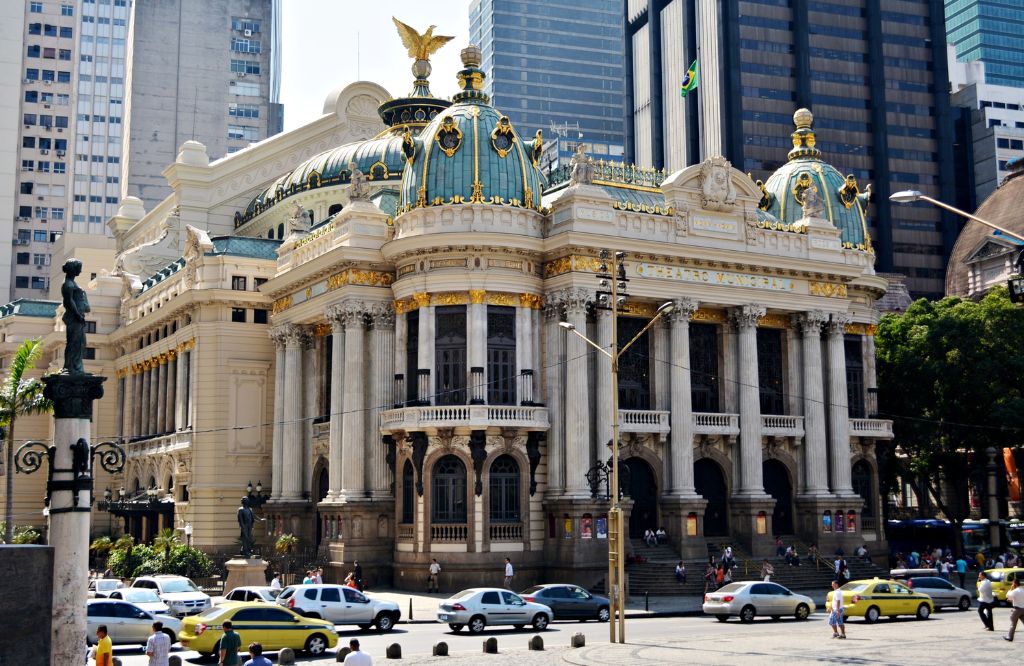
[277,584,400,631]
[88,578,123,599]
[905,576,972,610]
[131,575,211,617]
[180,602,337,658]
[224,586,281,603]
[827,578,933,622]
[86,599,182,646]
[108,588,171,615]
[437,588,553,633]
[519,584,610,622]
[702,581,815,623]
[978,568,1024,604]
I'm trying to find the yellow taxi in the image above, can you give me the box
[179,602,338,657]
[826,579,934,623]
[978,568,1024,603]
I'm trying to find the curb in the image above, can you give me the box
[400,610,703,625]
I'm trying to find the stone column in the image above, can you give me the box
[174,347,187,430]
[467,293,487,404]
[302,338,318,496]
[721,325,738,413]
[148,364,159,435]
[594,308,613,451]
[281,325,311,500]
[795,311,830,497]
[324,310,345,501]
[732,305,766,495]
[826,313,854,496]
[394,310,407,403]
[369,303,395,496]
[165,355,176,433]
[140,364,151,436]
[155,356,167,434]
[132,369,143,437]
[417,300,434,404]
[340,301,367,500]
[668,299,699,496]
[270,329,287,500]
[562,288,592,498]
[543,295,566,494]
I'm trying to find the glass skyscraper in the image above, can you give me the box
[469,0,625,165]
[946,0,1024,88]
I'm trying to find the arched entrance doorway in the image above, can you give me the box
[694,458,728,537]
[624,457,657,539]
[314,466,329,547]
[763,459,793,535]
[852,460,874,529]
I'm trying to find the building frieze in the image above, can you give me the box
[271,267,396,315]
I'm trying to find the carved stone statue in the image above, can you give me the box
[71,437,90,478]
[801,183,825,219]
[287,201,311,235]
[570,143,594,185]
[698,156,737,210]
[61,258,90,374]
[237,496,262,558]
[348,161,369,201]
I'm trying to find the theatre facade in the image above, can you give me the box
[0,39,892,590]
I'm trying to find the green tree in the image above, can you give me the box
[276,534,299,584]
[876,286,1024,551]
[153,527,182,561]
[0,338,52,543]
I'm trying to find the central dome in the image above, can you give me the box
[398,46,546,214]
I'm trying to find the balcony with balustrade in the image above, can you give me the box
[850,418,894,439]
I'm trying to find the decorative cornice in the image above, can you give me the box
[844,322,877,336]
[757,313,789,329]
[808,281,848,298]
[543,254,602,279]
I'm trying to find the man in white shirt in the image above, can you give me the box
[428,559,441,593]
[343,639,373,665]
[503,558,514,589]
[145,621,171,666]
[977,571,995,631]
[1005,579,1024,642]
[269,573,281,591]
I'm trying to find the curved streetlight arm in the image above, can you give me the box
[617,304,673,357]
[560,323,613,359]
[891,191,1024,243]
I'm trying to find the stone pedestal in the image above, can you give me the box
[662,496,709,559]
[728,496,777,557]
[544,497,633,592]
[224,558,269,592]
[795,495,866,556]
[319,498,395,588]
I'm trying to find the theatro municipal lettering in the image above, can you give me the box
[634,263,797,292]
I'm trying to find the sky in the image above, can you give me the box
[280,0,472,130]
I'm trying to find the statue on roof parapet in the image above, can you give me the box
[570,143,595,186]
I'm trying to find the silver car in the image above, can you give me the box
[86,599,183,646]
[703,581,815,623]
[437,588,553,633]
[108,588,171,615]
[906,576,973,610]
[224,586,281,603]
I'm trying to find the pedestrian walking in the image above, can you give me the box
[703,563,716,593]
[314,567,324,584]
[145,621,171,666]
[503,558,514,589]
[761,559,774,582]
[675,561,686,584]
[775,536,785,558]
[343,638,374,665]
[94,626,113,666]
[955,557,967,589]
[1004,578,1024,642]
[715,564,725,589]
[428,558,441,593]
[218,620,242,666]
[269,573,281,590]
[977,571,995,632]
[353,560,364,592]
[242,642,272,666]
[302,570,313,585]
[828,581,846,639]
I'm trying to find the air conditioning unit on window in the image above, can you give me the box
[40,149,48,154]
[244,29,252,36]
[43,80,51,85]
[56,150,64,156]
[237,72,246,77]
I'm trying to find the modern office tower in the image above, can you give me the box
[121,0,283,210]
[469,0,625,166]
[949,46,1024,205]
[625,0,958,299]
[946,0,1024,88]
[0,2,27,300]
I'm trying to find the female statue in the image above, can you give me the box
[61,258,90,374]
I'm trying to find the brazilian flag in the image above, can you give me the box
[680,59,699,98]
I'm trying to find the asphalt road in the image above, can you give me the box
[111,605,1019,665]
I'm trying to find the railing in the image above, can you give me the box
[397,524,414,540]
[547,160,667,189]
[125,430,192,459]
[619,409,670,434]
[379,405,549,431]
[850,418,894,438]
[431,524,468,543]
[860,516,877,532]
[692,413,739,435]
[761,414,804,437]
[490,522,523,542]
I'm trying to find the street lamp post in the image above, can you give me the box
[560,249,674,644]
[889,190,1024,243]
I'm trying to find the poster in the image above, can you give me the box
[581,515,593,539]
[596,515,608,539]
[822,511,832,533]
[563,516,573,539]
[846,511,856,533]
[834,511,845,533]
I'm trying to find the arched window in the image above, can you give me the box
[328,203,342,217]
[401,460,415,524]
[431,455,466,524]
[148,475,156,490]
[489,455,520,523]
[277,222,285,239]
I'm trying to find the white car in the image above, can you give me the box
[703,581,815,623]
[131,575,211,617]
[88,578,123,598]
[108,588,171,615]
[86,599,182,646]
[277,584,401,631]
[224,586,281,603]
[437,588,553,633]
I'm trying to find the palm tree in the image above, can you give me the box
[276,534,299,585]
[0,338,51,543]
[153,527,182,561]
[112,534,135,552]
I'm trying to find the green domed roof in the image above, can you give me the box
[398,46,545,215]
[760,109,873,253]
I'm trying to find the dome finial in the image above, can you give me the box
[787,107,820,161]
[794,108,813,130]
[461,45,482,68]
[453,43,489,104]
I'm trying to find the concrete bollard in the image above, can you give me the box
[336,646,351,661]
[386,643,402,659]
[278,647,296,665]
[483,637,498,654]
[570,633,586,648]
[168,657,182,666]
[432,641,449,656]
[529,635,544,651]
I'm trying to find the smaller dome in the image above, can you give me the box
[761,109,873,252]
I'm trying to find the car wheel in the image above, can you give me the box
[161,628,176,644]
[795,603,810,621]
[715,616,729,622]
[597,606,610,622]
[916,603,931,620]
[376,613,395,632]
[739,605,756,623]
[468,615,486,634]
[957,596,970,611]
[304,633,328,656]
[532,613,549,631]
[449,623,464,632]
[865,606,880,623]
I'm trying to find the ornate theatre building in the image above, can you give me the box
[0,32,892,589]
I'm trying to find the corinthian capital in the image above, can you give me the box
[369,301,396,330]
[333,300,369,329]
[281,323,313,348]
[729,304,765,330]
[560,287,593,317]
[794,310,828,335]
[542,291,565,321]
[826,311,854,335]
[667,298,699,325]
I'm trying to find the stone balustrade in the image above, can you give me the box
[489,522,524,542]
[761,414,805,438]
[431,523,468,543]
[619,409,670,435]
[379,405,549,433]
[125,430,192,459]
[397,524,414,540]
[849,418,894,438]
[692,412,740,436]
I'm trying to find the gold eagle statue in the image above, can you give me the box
[392,17,455,62]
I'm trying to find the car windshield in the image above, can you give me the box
[262,589,281,599]
[161,579,199,593]
[840,583,870,592]
[714,583,745,593]
[986,571,1005,581]
[278,588,294,599]
[196,606,232,621]
[124,589,161,602]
